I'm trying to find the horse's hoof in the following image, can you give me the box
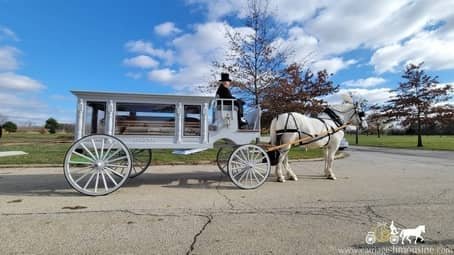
[327,175,337,180]
[288,176,298,181]
[277,177,286,183]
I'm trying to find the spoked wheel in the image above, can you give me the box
[129,149,152,178]
[216,146,235,176]
[64,134,132,196]
[228,144,271,189]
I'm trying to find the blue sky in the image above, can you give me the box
[1,0,453,125]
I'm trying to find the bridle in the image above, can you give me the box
[325,103,365,127]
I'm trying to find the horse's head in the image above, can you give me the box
[418,225,426,233]
[340,94,368,129]
[353,102,368,130]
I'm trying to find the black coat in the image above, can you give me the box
[216,85,235,99]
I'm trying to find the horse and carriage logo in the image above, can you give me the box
[365,221,425,245]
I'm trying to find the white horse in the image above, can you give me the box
[269,95,368,182]
[400,225,425,244]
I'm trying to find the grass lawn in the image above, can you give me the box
[345,134,454,151]
[0,133,325,165]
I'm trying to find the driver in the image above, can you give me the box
[216,73,248,128]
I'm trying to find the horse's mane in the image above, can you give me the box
[328,103,353,113]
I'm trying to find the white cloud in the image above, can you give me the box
[154,22,181,36]
[125,72,142,80]
[147,22,235,90]
[311,57,356,74]
[0,92,50,124]
[0,72,46,91]
[282,26,319,64]
[371,30,454,73]
[342,77,386,88]
[0,26,19,41]
[123,22,234,92]
[172,22,228,62]
[186,0,327,23]
[186,0,248,20]
[125,40,174,63]
[0,46,20,71]
[306,1,453,54]
[148,68,175,83]
[123,55,159,69]
[0,91,74,125]
[325,88,396,105]
[188,0,454,74]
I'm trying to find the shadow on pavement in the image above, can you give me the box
[0,170,238,196]
[0,169,334,197]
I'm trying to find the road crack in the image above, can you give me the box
[215,184,235,210]
[186,214,213,255]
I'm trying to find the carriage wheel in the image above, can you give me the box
[216,146,235,176]
[228,144,271,189]
[129,149,152,178]
[64,134,132,196]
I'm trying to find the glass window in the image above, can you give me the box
[85,101,106,135]
[184,105,201,136]
[115,103,176,136]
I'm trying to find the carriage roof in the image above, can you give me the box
[71,90,214,103]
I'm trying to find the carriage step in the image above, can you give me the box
[0,151,28,157]
[236,129,259,132]
[172,148,209,155]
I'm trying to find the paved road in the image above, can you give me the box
[0,147,453,254]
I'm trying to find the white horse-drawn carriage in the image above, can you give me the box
[64,91,367,196]
[64,91,269,196]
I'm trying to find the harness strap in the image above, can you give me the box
[323,108,343,127]
[267,122,349,152]
[315,117,331,147]
[275,113,315,146]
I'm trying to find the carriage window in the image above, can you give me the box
[184,105,201,136]
[115,103,176,136]
[85,101,106,135]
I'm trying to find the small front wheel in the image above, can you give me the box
[64,134,132,196]
[216,146,235,176]
[129,149,152,178]
[228,144,271,189]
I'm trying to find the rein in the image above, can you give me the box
[267,122,350,152]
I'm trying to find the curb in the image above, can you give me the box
[0,152,349,169]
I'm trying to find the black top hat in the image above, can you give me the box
[219,73,231,82]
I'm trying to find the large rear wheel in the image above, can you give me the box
[64,134,132,196]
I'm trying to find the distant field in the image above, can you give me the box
[345,134,454,151]
[0,133,324,165]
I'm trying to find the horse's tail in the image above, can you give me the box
[269,116,278,146]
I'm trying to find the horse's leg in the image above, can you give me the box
[326,146,337,180]
[285,149,298,181]
[323,147,330,177]
[418,234,424,243]
[275,149,287,183]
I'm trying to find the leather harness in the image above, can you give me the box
[274,108,346,148]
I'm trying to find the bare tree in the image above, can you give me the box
[386,62,452,147]
[0,113,7,139]
[0,113,7,124]
[211,0,291,106]
[260,63,338,125]
[431,104,454,134]
[367,104,387,138]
